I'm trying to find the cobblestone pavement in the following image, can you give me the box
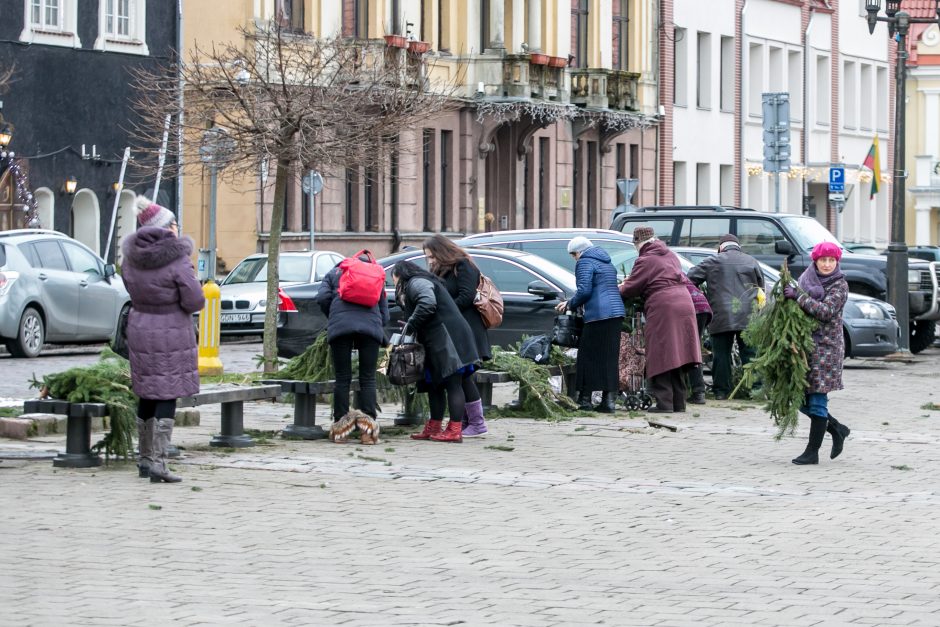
[2,346,940,626]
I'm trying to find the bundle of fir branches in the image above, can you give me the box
[732,263,817,439]
[30,348,137,461]
[487,343,579,421]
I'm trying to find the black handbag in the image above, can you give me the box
[551,314,583,348]
[111,306,130,359]
[519,334,552,364]
[385,333,426,386]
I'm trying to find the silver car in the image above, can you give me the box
[217,250,345,336]
[0,229,130,358]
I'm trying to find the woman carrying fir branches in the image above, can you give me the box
[783,242,851,465]
[393,260,480,443]
[121,197,205,483]
[423,234,491,437]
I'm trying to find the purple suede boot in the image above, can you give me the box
[462,400,488,437]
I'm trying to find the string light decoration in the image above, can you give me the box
[0,151,40,228]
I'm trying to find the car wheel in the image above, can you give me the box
[909,320,936,355]
[9,307,44,358]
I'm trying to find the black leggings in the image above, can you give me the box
[138,398,177,420]
[428,373,467,422]
[462,375,481,404]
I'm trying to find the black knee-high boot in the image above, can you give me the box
[792,415,828,465]
[826,414,851,459]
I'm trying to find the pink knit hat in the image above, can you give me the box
[811,241,842,261]
[135,196,175,228]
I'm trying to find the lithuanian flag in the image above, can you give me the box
[862,136,881,199]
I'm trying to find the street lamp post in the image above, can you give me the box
[864,0,940,353]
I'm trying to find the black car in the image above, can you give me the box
[610,206,939,353]
[459,228,639,277]
[276,247,577,358]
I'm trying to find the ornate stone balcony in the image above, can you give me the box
[570,69,639,111]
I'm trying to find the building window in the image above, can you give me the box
[276,0,305,32]
[364,166,378,232]
[587,141,598,228]
[748,42,763,116]
[438,0,450,51]
[720,36,734,112]
[844,61,858,129]
[440,130,451,232]
[31,0,59,28]
[788,50,802,122]
[860,63,873,130]
[345,167,356,232]
[613,0,629,71]
[21,0,81,47]
[696,163,710,204]
[674,27,688,106]
[342,0,368,38]
[674,161,687,204]
[301,180,310,232]
[481,0,490,51]
[696,31,712,109]
[816,55,830,126]
[571,0,589,69]
[876,66,888,131]
[768,46,783,92]
[538,138,550,228]
[422,129,433,232]
[629,144,639,180]
[719,164,733,205]
[94,0,148,54]
[616,144,626,205]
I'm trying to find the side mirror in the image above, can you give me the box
[528,280,559,300]
[774,240,796,256]
[103,264,117,279]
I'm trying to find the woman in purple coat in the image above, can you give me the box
[619,227,702,413]
[121,197,205,483]
[783,241,851,465]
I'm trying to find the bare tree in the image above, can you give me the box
[130,23,458,372]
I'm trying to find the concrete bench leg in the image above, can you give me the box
[53,415,102,468]
[394,387,424,426]
[283,391,327,440]
[211,401,255,448]
[565,371,578,400]
[477,382,495,411]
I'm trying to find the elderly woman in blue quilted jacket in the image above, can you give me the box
[122,196,205,484]
[555,237,625,412]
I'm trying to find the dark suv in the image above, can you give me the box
[610,206,939,353]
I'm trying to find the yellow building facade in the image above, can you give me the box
[182,0,660,265]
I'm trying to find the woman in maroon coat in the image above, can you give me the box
[619,227,702,413]
[121,197,205,483]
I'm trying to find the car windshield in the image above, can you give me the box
[223,256,312,284]
[779,215,842,252]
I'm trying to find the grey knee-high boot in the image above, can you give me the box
[150,418,182,483]
[137,417,155,478]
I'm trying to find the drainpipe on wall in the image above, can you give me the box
[176,0,185,228]
[653,0,661,206]
[803,7,815,218]
[738,0,748,207]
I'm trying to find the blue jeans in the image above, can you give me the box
[800,393,828,418]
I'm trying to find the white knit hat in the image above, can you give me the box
[567,236,593,254]
[135,196,176,228]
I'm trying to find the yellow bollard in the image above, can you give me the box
[198,280,224,376]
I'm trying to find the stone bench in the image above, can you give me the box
[25,384,282,468]
[474,363,578,409]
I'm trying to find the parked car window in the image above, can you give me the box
[737,219,786,255]
[0,243,6,266]
[224,257,265,284]
[31,240,69,271]
[61,242,103,274]
[677,218,730,248]
[314,254,337,281]
[279,256,313,282]
[384,256,428,288]
[19,243,39,267]
[778,215,841,251]
[471,255,544,294]
[623,219,675,240]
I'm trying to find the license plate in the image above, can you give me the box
[221,313,251,323]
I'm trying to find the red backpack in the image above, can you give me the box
[337,249,386,307]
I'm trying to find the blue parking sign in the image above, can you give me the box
[829,166,845,192]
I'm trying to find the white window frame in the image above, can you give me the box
[19,0,81,48]
[95,0,149,55]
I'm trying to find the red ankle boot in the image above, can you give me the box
[410,419,443,440]
[430,419,463,443]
